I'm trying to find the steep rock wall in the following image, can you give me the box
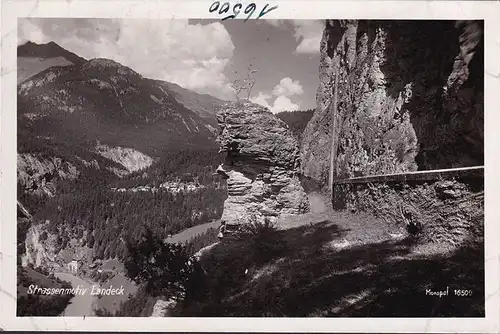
[301,20,484,186]
[216,101,309,225]
[22,223,58,269]
[94,143,154,173]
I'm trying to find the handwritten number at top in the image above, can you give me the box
[209,1,278,22]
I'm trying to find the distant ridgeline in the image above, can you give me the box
[16,41,231,263]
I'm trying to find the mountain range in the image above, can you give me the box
[17,41,228,194]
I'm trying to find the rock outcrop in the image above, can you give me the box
[216,101,309,226]
[94,143,154,173]
[301,20,484,186]
[22,223,58,269]
[17,153,80,196]
[301,20,484,249]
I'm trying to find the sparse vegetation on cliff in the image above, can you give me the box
[237,217,287,264]
[123,228,206,301]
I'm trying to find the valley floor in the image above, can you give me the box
[54,272,97,317]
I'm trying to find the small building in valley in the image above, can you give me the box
[59,248,81,274]
[67,259,78,274]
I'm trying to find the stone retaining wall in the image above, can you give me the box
[333,167,484,247]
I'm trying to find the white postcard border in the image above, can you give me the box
[1,0,499,332]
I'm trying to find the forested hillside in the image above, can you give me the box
[276,109,315,140]
[21,148,226,262]
[115,149,225,188]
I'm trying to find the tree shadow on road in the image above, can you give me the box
[175,220,484,317]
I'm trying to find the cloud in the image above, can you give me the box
[272,77,304,96]
[18,19,47,46]
[251,93,301,114]
[263,19,288,29]
[271,96,301,113]
[18,18,236,100]
[252,92,273,108]
[292,20,325,54]
[251,77,303,113]
[262,19,324,54]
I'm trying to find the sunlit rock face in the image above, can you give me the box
[216,101,310,226]
[301,20,484,186]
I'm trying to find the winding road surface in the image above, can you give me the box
[165,220,221,244]
[164,193,330,244]
[54,272,98,317]
[276,192,332,229]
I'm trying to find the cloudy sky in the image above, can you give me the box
[18,18,324,112]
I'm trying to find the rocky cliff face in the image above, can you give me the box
[216,101,309,225]
[94,143,154,173]
[22,223,58,269]
[18,153,80,196]
[22,220,94,271]
[301,20,483,185]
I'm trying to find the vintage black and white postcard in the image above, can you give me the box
[1,0,499,332]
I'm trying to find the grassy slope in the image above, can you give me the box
[17,267,69,297]
[17,267,74,316]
